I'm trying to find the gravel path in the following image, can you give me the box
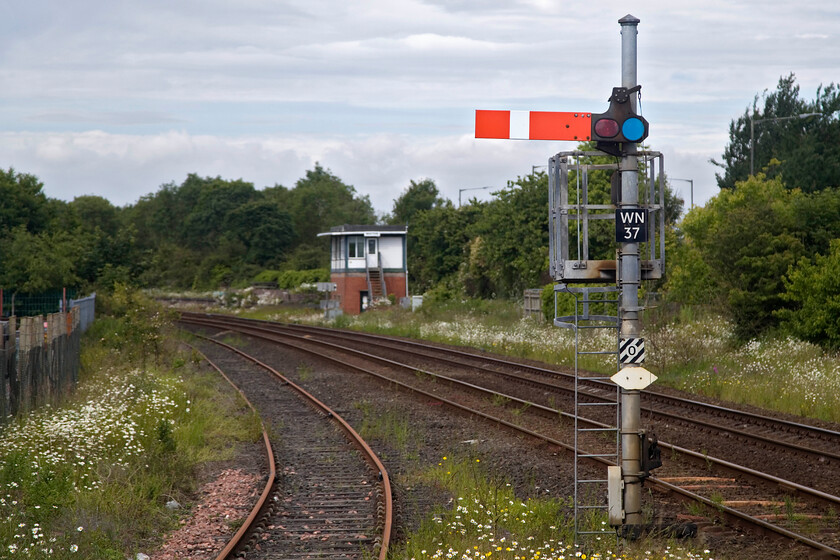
[150,469,261,560]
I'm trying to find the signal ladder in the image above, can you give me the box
[554,283,620,545]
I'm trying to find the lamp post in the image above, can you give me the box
[671,178,694,209]
[750,112,822,176]
[458,186,492,207]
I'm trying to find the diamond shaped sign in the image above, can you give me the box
[611,366,657,391]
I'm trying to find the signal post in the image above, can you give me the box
[475,14,662,539]
[617,14,643,532]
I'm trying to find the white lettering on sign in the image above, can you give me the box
[615,209,649,243]
[620,211,646,224]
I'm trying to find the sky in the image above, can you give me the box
[1,0,838,216]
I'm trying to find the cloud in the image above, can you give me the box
[0,131,310,205]
[26,112,186,126]
[1,0,837,218]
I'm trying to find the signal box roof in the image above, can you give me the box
[317,224,407,237]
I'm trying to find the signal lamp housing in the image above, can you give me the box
[591,86,649,156]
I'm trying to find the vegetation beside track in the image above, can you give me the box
[0,289,261,559]
[351,402,715,560]
[401,456,716,560]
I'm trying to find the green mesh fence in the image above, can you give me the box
[0,290,78,318]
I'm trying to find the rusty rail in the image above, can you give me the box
[191,333,392,560]
[182,342,278,560]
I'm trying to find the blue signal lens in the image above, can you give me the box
[622,117,646,142]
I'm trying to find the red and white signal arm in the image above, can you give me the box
[475,110,592,142]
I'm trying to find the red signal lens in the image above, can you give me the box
[594,118,620,138]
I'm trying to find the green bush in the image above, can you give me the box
[254,268,329,289]
[778,239,840,348]
[254,269,281,283]
[419,281,463,306]
[541,283,617,323]
[678,175,805,340]
[540,284,557,321]
[280,269,328,289]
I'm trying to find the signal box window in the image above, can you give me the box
[348,236,364,258]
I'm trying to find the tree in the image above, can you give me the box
[778,240,840,348]
[286,164,376,243]
[182,177,257,250]
[662,233,720,306]
[679,175,805,339]
[73,223,137,289]
[0,169,51,235]
[784,91,840,193]
[0,227,81,293]
[125,182,184,252]
[409,202,483,293]
[69,195,121,237]
[278,164,376,270]
[464,173,548,298]
[713,74,840,191]
[388,179,444,225]
[223,200,296,266]
[790,187,840,257]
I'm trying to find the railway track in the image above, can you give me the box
[236,318,840,477]
[179,312,840,557]
[187,333,392,559]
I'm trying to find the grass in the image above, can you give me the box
[354,400,419,460]
[643,307,840,423]
[349,396,714,560]
[296,363,314,381]
[395,455,715,560]
[0,304,262,559]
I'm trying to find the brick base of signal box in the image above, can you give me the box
[331,273,407,315]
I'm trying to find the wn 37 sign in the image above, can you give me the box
[616,209,648,243]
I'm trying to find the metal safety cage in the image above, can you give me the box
[548,150,665,283]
